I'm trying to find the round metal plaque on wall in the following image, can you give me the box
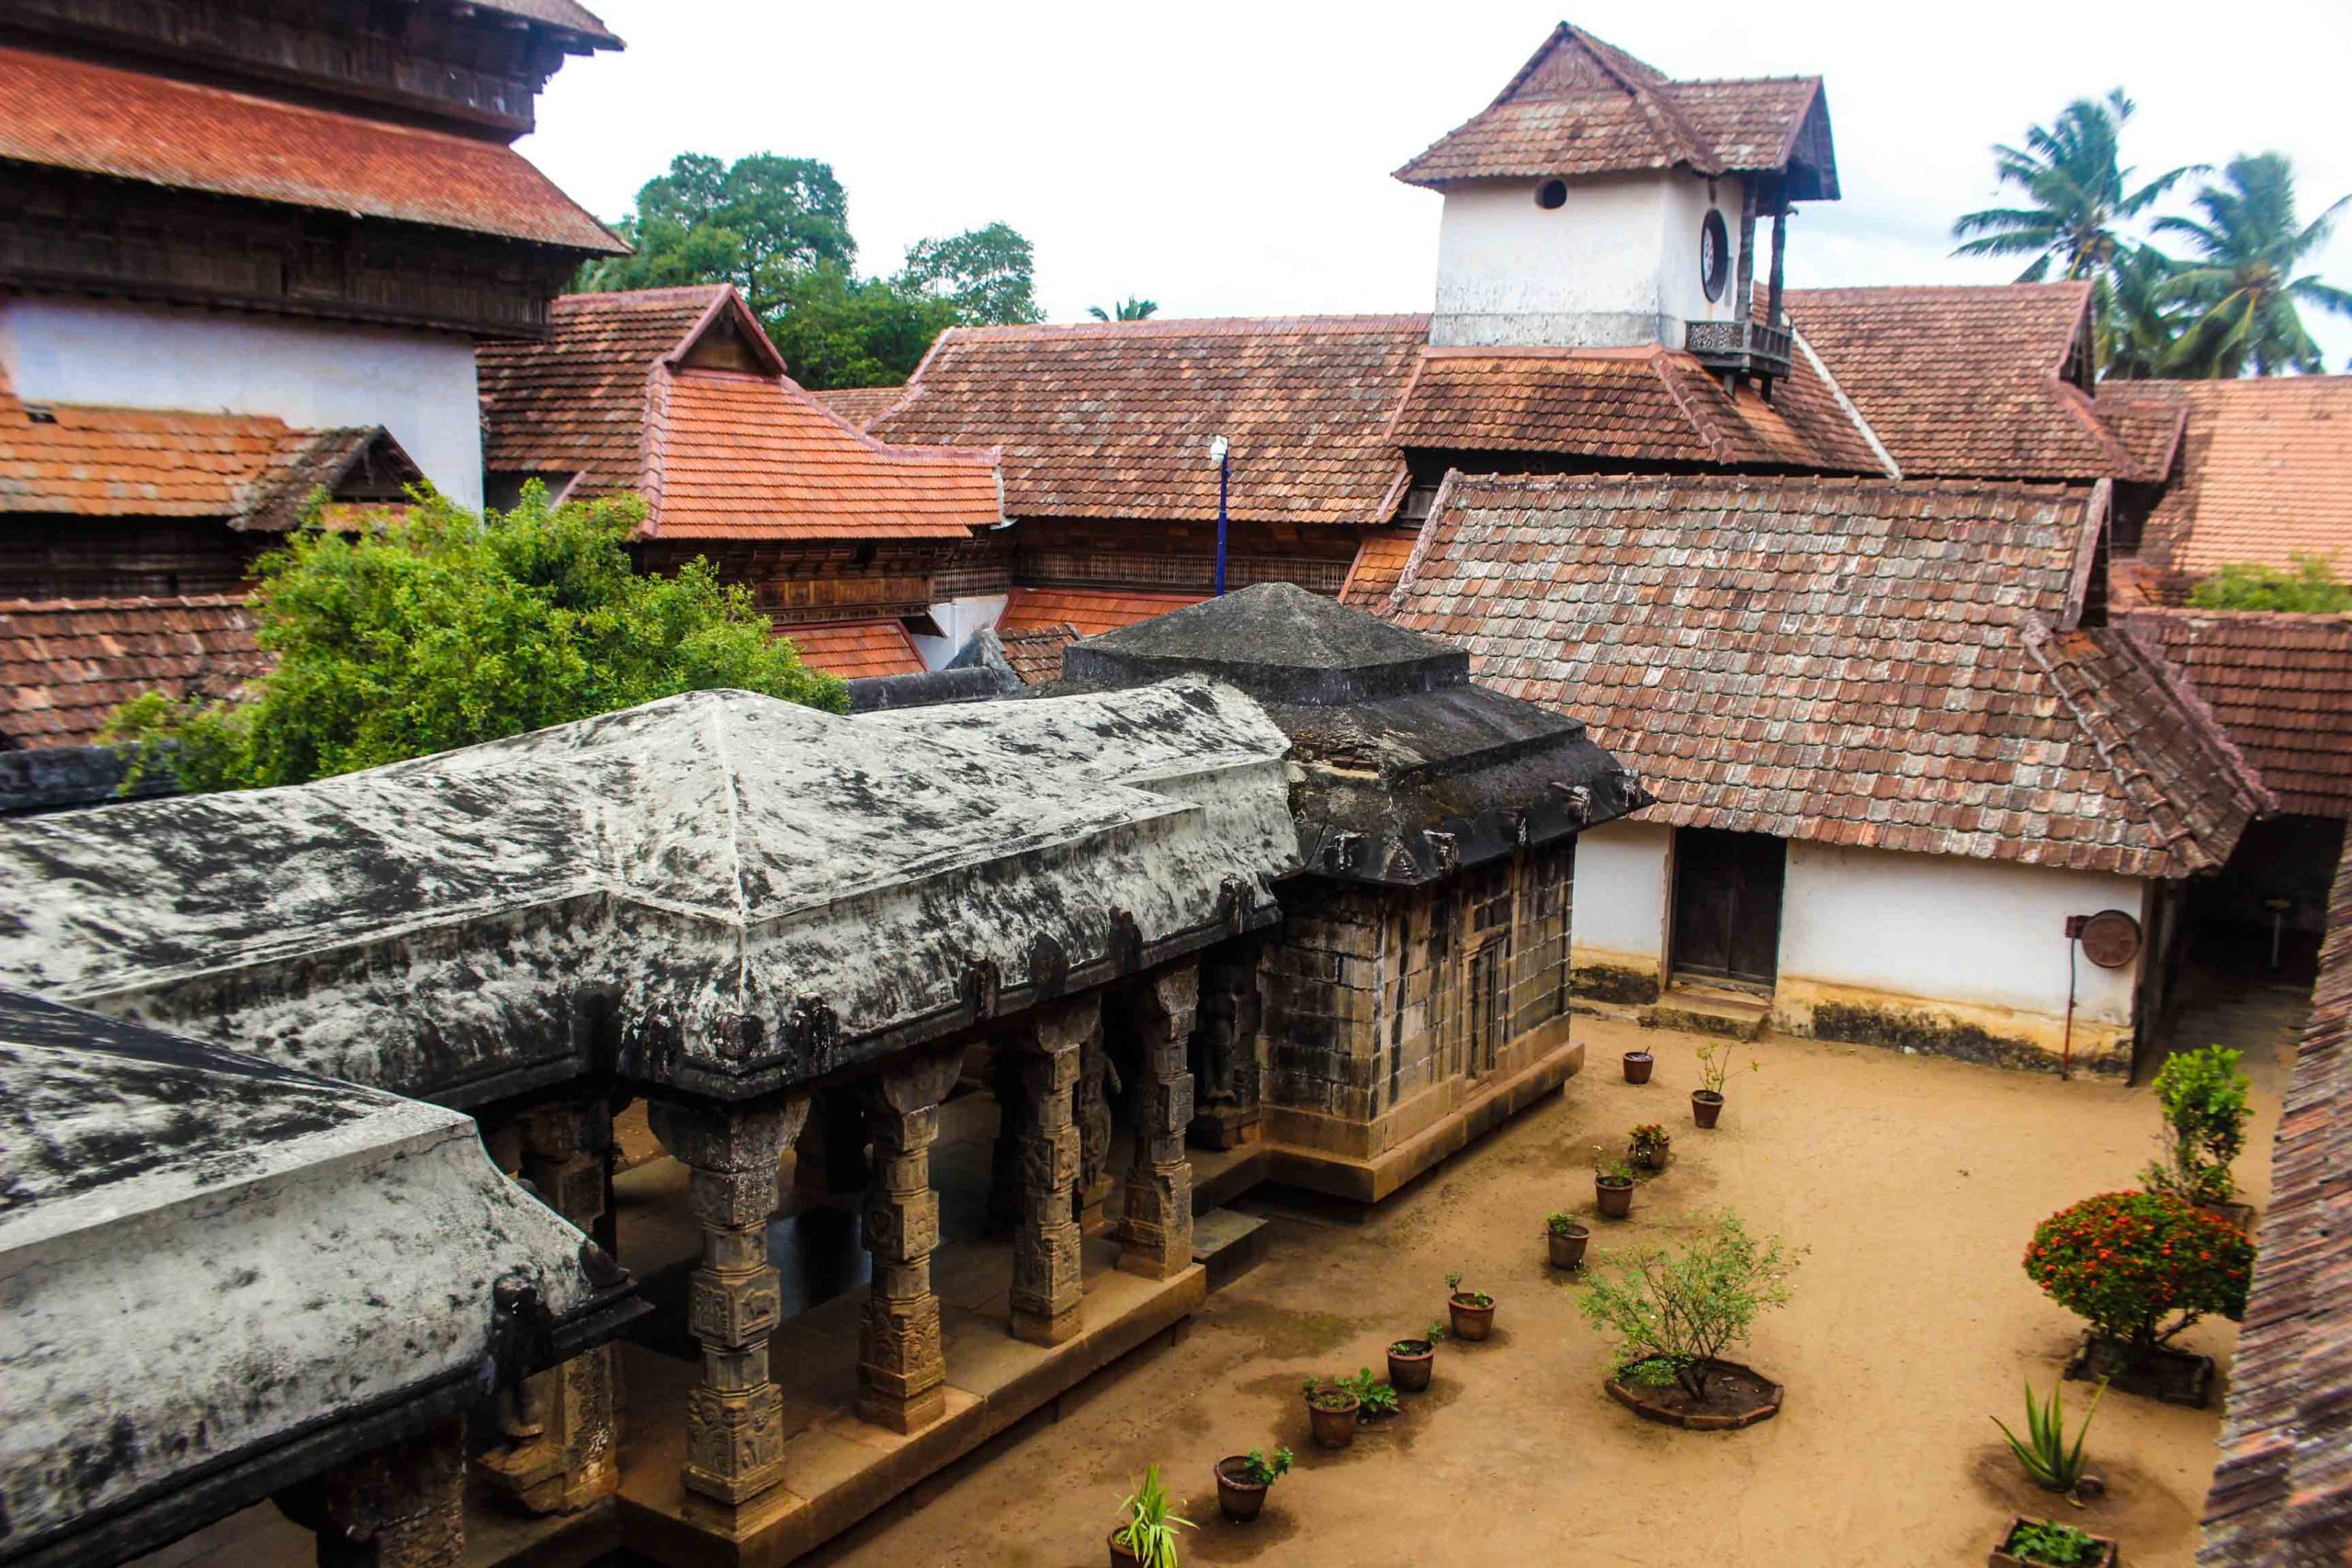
[1700,209,1731,301]
[2078,909,2143,969]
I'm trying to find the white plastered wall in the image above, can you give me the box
[1430,171,1747,349]
[1566,818,1672,977]
[0,296,484,511]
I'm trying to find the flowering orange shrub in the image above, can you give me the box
[2023,1190,2254,1360]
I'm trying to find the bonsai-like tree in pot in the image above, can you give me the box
[2023,1190,2254,1370]
[1576,1209,1796,1404]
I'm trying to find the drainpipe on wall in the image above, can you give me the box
[2062,914,2089,1081]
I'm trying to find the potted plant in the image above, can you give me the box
[2141,1044,2255,1228]
[1300,1377,1361,1450]
[1992,1373,2105,1500]
[1623,1048,1654,1084]
[2023,1189,2254,1405]
[1577,1209,1798,1428]
[1444,1270,1496,1340]
[1691,1039,1755,1129]
[1989,1517,2119,1567]
[1111,1465,1193,1566]
[1594,1148,1636,1220]
[1546,1212,1590,1269]
[1387,1321,1442,1392]
[1339,1366,1400,1423]
[1212,1447,1292,1524]
[1630,1122,1671,1170]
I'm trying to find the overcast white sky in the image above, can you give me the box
[523,0,2352,372]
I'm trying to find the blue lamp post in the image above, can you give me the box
[1208,434,1231,595]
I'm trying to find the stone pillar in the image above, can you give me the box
[1189,939,1265,1150]
[476,1100,619,1514]
[1121,965,1198,1280]
[855,1047,965,1434]
[1009,998,1097,1345]
[646,1095,807,1507]
[293,1415,465,1568]
[1075,1016,1116,1236]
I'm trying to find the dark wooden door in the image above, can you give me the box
[1671,829,1785,987]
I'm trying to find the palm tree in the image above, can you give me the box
[2098,243,2181,380]
[2156,153,2352,378]
[1951,90,2193,283]
[1088,297,1159,321]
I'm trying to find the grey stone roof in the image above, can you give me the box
[0,684,1294,1103]
[0,989,620,1562]
[1056,583,1647,886]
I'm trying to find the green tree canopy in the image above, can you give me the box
[2157,153,2352,378]
[1089,297,1159,321]
[106,485,844,792]
[2186,554,2352,612]
[578,152,1042,389]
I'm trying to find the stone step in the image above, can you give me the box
[1191,1206,1269,1291]
[1642,986,1770,1042]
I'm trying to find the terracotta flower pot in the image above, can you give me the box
[1109,1528,1142,1566]
[1596,1176,1634,1219]
[1387,1338,1436,1392]
[1215,1457,1268,1522]
[1447,1292,1496,1341]
[1987,1517,2120,1568]
[1623,1050,1654,1084]
[1691,1089,1724,1129]
[1548,1224,1590,1269]
[1634,1141,1669,1170]
[1306,1388,1362,1449]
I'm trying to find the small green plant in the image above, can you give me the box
[2140,1045,2252,1207]
[1993,1374,2106,1493]
[1444,1270,1493,1309]
[1390,1320,1444,1353]
[1694,1039,1758,1098]
[1630,1123,1670,1158]
[1576,1210,1798,1403]
[1233,1447,1293,1487]
[1339,1367,1400,1419]
[1301,1376,1356,1411]
[1593,1146,1635,1184]
[1546,1211,1584,1236]
[2006,1518,2105,1566]
[1114,1465,1194,1567]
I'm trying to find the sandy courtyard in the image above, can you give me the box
[808,1015,2285,1568]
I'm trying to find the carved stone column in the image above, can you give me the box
[1010,998,1096,1345]
[1121,965,1198,1280]
[856,1047,965,1433]
[290,1415,465,1568]
[476,1099,618,1514]
[1075,1013,1117,1236]
[645,1095,807,1507]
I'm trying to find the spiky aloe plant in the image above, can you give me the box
[1993,1374,2106,1493]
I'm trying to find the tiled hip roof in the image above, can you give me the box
[1377,471,2263,877]
[0,594,267,749]
[1000,587,1205,638]
[780,620,926,681]
[2123,609,2352,818]
[0,46,622,254]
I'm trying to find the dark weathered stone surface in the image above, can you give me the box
[1056,583,1647,886]
[0,685,1294,1103]
[0,989,621,1561]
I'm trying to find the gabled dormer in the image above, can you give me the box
[1396,22,1838,385]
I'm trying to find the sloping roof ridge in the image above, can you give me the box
[1646,345,1744,467]
[1447,469,2095,504]
[2111,615,2278,816]
[2049,378,2150,479]
[1790,321,1901,478]
[1788,279,2096,304]
[555,284,731,310]
[665,285,786,378]
[0,592,255,614]
[1487,22,1664,107]
[940,312,1431,343]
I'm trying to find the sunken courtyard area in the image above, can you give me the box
[808,1014,2285,1568]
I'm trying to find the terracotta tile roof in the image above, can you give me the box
[781,620,925,681]
[0,594,266,749]
[1387,346,1883,473]
[1000,587,1204,638]
[0,385,418,529]
[997,624,1081,684]
[816,387,912,429]
[0,46,621,254]
[646,369,1000,541]
[871,317,1427,525]
[1783,284,2138,480]
[2123,609,2352,818]
[469,0,623,45]
[1340,532,1422,610]
[2095,378,2352,578]
[1380,472,2263,877]
[2202,829,2352,1562]
[482,288,1001,539]
[1395,25,1826,187]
